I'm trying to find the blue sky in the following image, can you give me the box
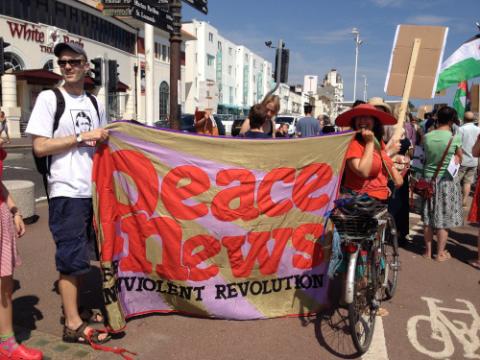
[183,0,480,108]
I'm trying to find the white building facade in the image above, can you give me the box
[0,0,192,137]
[183,20,272,115]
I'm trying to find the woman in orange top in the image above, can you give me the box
[335,104,403,200]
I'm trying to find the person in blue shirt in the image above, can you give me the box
[244,104,271,139]
[296,104,320,137]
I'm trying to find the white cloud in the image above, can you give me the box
[370,0,404,7]
[405,15,451,25]
[304,28,355,45]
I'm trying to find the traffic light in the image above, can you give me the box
[273,48,289,84]
[90,57,103,87]
[0,37,11,76]
[108,60,119,92]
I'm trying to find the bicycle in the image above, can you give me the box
[328,195,400,354]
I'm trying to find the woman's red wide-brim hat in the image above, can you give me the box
[335,103,397,127]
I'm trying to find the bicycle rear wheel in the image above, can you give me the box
[382,213,399,300]
[348,248,377,354]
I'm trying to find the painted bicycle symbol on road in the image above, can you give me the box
[407,297,480,359]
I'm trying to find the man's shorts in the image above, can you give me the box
[48,197,97,276]
[458,166,477,185]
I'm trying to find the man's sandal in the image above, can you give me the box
[61,307,105,325]
[63,322,136,360]
[63,321,111,344]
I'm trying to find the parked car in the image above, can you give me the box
[275,115,302,137]
[231,116,246,137]
[158,114,225,135]
[153,115,196,133]
[215,114,234,135]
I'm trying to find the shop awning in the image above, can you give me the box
[14,69,62,85]
[117,80,129,92]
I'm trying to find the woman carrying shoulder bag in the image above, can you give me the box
[422,106,463,262]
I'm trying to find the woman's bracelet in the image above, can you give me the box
[10,206,22,218]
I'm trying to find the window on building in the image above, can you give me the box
[245,54,248,62]
[228,47,232,55]
[159,81,169,121]
[55,2,67,29]
[207,54,215,66]
[43,59,54,71]
[108,93,121,121]
[167,46,170,62]
[208,32,213,42]
[218,41,222,50]
[229,86,233,104]
[162,45,167,61]
[228,65,232,75]
[253,60,256,68]
[155,43,160,59]
[4,52,24,72]
[195,53,198,63]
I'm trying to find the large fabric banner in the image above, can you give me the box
[92,122,353,331]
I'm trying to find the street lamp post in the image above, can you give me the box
[363,75,367,101]
[352,28,363,101]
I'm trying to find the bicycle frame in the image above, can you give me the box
[343,212,388,305]
[345,248,359,304]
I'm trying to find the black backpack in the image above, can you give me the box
[33,88,100,199]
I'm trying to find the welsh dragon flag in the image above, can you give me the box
[436,34,480,92]
[452,81,468,120]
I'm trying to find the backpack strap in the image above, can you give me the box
[41,88,65,202]
[52,88,65,134]
[86,92,101,122]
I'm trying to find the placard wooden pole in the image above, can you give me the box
[394,38,422,140]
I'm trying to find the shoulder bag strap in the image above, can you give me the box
[373,138,394,182]
[432,135,454,182]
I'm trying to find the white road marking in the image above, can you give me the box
[407,297,480,359]
[362,316,389,360]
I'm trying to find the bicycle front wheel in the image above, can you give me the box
[383,213,399,300]
[348,248,376,354]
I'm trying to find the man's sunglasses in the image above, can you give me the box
[57,59,84,67]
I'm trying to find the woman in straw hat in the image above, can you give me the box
[335,104,403,200]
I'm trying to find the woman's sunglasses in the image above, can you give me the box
[57,59,84,67]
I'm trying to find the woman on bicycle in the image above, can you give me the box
[335,103,404,200]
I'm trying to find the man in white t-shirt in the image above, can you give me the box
[458,111,480,206]
[26,43,110,344]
